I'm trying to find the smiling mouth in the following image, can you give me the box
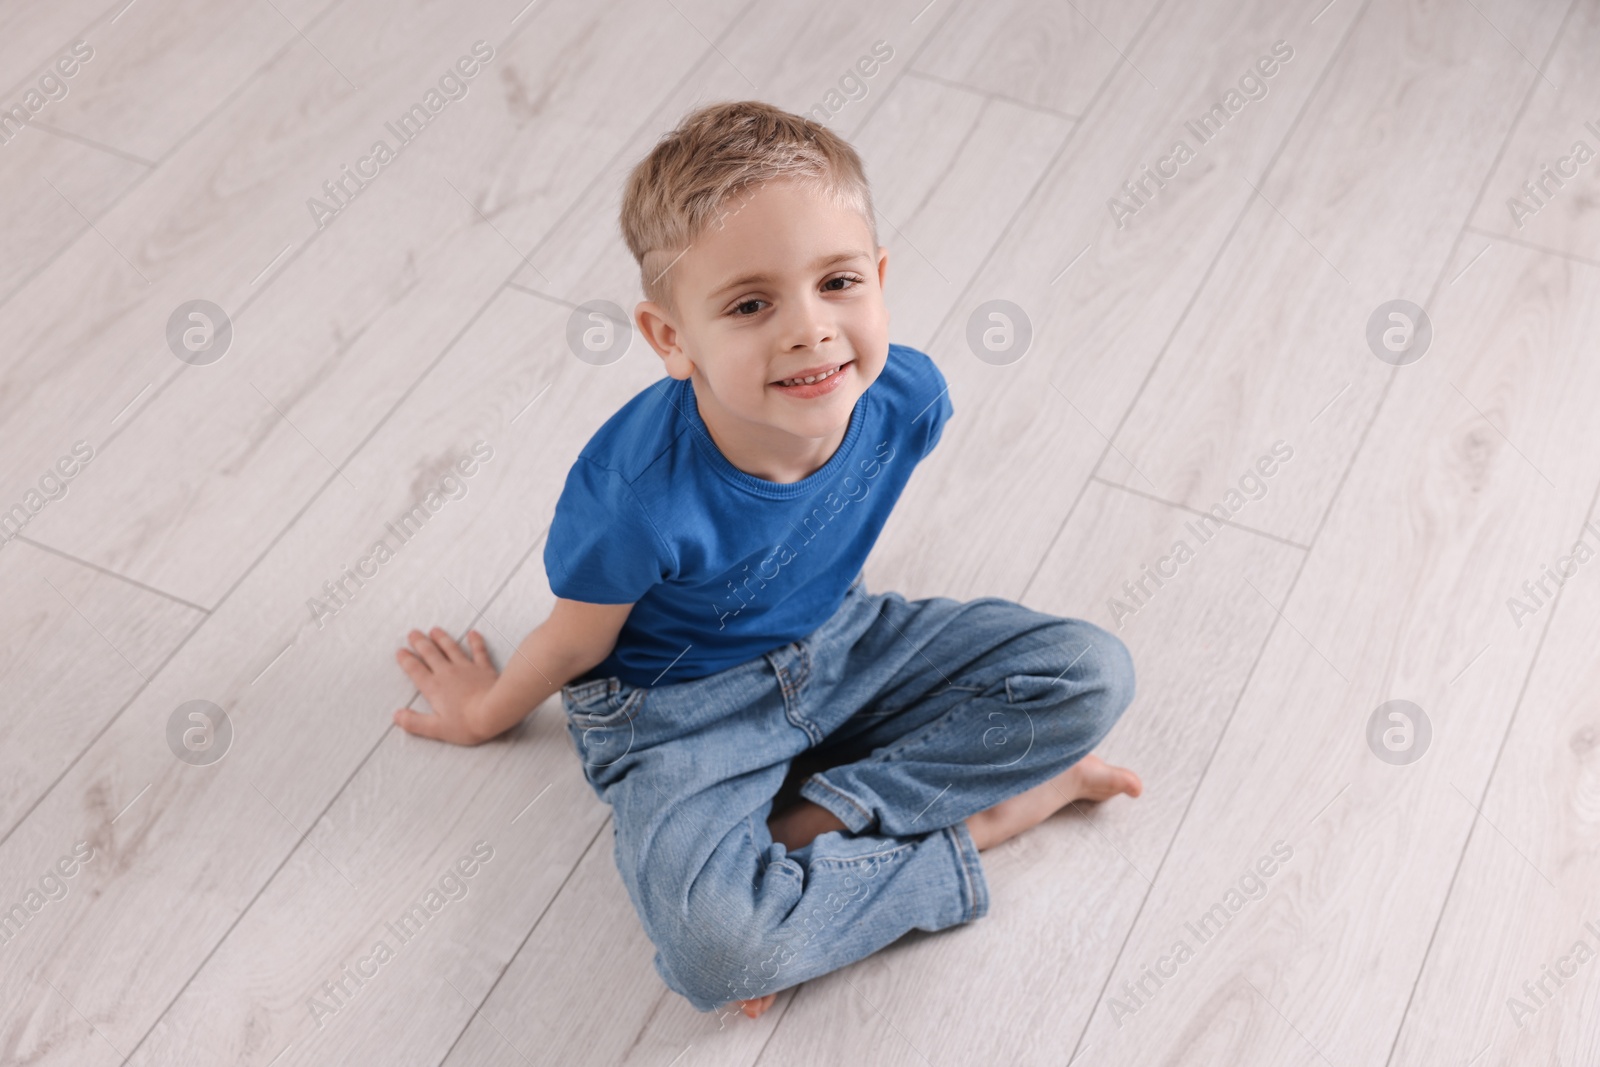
[773,361,851,387]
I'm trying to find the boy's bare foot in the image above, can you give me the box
[769,757,1140,856]
[741,758,1136,1017]
[733,993,777,1018]
[965,754,1141,851]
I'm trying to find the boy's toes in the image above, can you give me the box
[1074,754,1143,801]
[737,993,777,1018]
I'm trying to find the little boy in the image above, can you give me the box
[393,100,1141,1021]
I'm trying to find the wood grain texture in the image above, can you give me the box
[3,0,1599,1063]
[0,0,326,308]
[27,0,296,163]
[0,130,148,302]
[15,0,725,608]
[1388,453,1600,1064]
[1465,0,1600,260]
[0,538,202,835]
[860,80,1071,350]
[0,0,111,104]
[911,0,1160,117]
[865,0,1360,604]
[1078,238,1600,1066]
[1095,0,1574,545]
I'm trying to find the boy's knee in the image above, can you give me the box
[654,911,787,1010]
[1004,619,1136,735]
[1080,622,1136,717]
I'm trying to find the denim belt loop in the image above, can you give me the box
[564,676,615,708]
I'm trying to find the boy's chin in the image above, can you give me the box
[767,394,858,433]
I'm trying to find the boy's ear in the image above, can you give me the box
[875,245,889,290]
[635,300,693,378]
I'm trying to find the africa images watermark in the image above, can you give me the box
[0,41,95,147]
[305,40,496,231]
[1505,120,1600,230]
[1106,39,1296,230]
[0,842,97,953]
[1107,440,1294,628]
[306,840,495,1028]
[0,440,97,554]
[1504,519,1600,630]
[802,39,893,126]
[708,439,897,631]
[1107,840,1295,1027]
[714,844,902,1022]
[307,440,494,628]
[1506,913,1600,1029]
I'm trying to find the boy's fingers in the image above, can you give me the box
[408,630,446,668]
[393,707,439,738]
[395,649,434,688]
[467,630,488,664]
[431,627,467,664]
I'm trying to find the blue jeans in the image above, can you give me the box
[558,573,1136,1013]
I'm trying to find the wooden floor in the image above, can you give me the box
[3,0,1598,1063]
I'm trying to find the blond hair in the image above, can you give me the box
[620,100,877,309]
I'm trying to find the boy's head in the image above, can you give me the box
[621,100,890,459]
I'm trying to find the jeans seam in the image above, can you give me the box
[808,840,915,868]
[945,821,989,923]
[776,642,822,745]
[800,774,873,832]
[570,685,645,728]
[562,677,613,708]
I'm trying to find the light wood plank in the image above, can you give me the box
[1388,452,1600,1064]
[1095,0,1572,544]
[0,0,335,306]
[864,0,1361,604]
[1076,233,1600,1066]
[0,129,147,304]
[0,0,109,103]
[3,1,1599,1064]
[860,81,1073,350]
[911,0,1161,116]
[15,0,726,608]
[1465,0,1600,260]
[0,268,669,1062]
[32,0,295,163]
[0,539,202,834]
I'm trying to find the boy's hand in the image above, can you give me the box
[393,627,498,745]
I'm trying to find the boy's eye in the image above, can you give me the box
[726,273,864,315]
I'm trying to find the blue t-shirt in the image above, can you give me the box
[543,342,953,687]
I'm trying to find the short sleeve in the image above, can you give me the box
[543,457,669,604]
[916,357,954,458]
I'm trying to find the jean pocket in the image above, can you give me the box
[562,676,646,728]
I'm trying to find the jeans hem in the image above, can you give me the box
[945,819,990,923]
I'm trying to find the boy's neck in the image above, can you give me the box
[689,374,850,485]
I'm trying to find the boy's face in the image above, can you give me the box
[635,178,889,452]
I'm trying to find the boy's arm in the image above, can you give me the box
[392,597,635,746]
